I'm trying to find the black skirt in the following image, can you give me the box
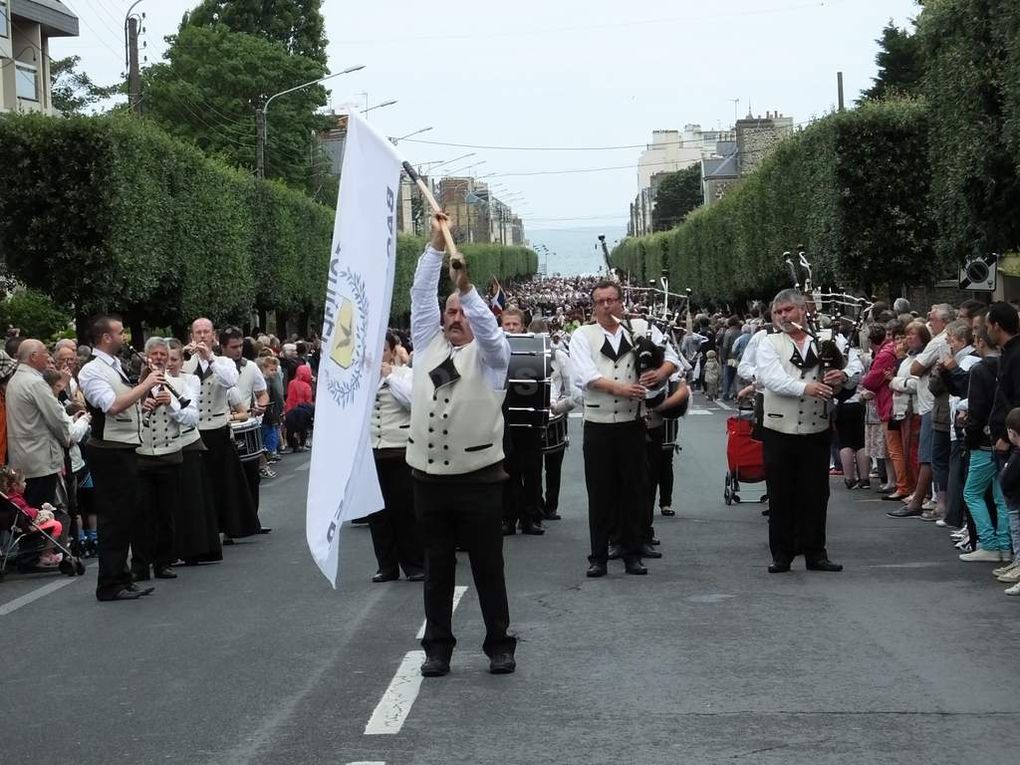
[174,445,224,561]
[200,426,260,538]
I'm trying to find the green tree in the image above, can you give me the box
[50,55,120,115]
[142,24,330,197]
[652,165,703,231]
[0,291,72,340]
[184,0,328,64]
[860,19,923,102]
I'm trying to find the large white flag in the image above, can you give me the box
[306,111,403,587]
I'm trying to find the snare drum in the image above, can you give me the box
[506,333,552,428]
[662,417,680,450]
[230,418,265,462]
[541,415,569,453]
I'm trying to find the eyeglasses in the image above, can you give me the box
[594,297,620,306]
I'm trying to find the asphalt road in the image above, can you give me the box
[3,395,1017,765]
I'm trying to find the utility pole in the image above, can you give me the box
[127,16,142,115]
[256,108,265,180]
[837,71,845,112]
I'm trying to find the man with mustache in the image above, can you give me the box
[407,213,516,678]
[755,289,845,573]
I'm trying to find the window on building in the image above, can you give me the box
[16,63,39,101]
[0,1,9,38]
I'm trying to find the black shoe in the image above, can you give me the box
[543,510,562,520]
[806,558,843,572]
[127,583,155,596]
[639,543,663,559]
[648,537,661,546]
[420,656,450,677]
[131,568,151,582]
[586,562,607,578]
[761,509,771,517]
[97,587,143,602]
[607,544,622,560]
[660,507,676,517]
[519,522,545,536]
[501,521,516,536]
[257,527,273,534]
[768,560,791,573]
[489,651,516,674]
[624,559,648,575]
[406,571,425,582]
[153,567,177,579]
[886,507,922,518]
[222,537,236,546]
[372,570,400,583]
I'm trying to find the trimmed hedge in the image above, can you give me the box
[0,113,536,330]
[611,100,932,301]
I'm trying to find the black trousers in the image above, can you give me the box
[369,453,423,576]
[175,448,223,562]
[24,473,59,509]
[658,442,675,508]
[543,448,566,513]
[643,426,666,541]
[762,428,831,563]
[200,427,259,539]
[85,445,139,599]
[503,428,543,527]
[133,461,180,571]
[583,420,647,564]
[414,477,515,659]
[241,457,262,514]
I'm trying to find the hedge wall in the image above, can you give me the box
[0,113,537,332]
[611,100,932,302]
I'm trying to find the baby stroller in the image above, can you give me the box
[723,409,768,505]
[0,492,86,581]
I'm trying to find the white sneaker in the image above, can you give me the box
[1004,582,1020,596]
[956,540,974,552]
[993,560,1020,578]
[959,548,1004,562]
[922,499,938,511]
[998,565,1020,583]
[950,530,968,540]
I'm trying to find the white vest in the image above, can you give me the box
[85,359,141,446]
[406,334,505,475]
[176,372,203,447]
[183,356,230,431]
[762,333,829,435]
[372,368,412,450]
[578,320,647,424]
[137,397,182,457]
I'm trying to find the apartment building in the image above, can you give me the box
[0,0,79,115]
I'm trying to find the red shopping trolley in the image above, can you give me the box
[723,412,768,505]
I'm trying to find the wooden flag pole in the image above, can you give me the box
[402,161,463,269]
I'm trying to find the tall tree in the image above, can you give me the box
[184,0,328,65]
[652,165,703,231]
[142,24,333,200]
[50,55,120,115]
[860,19,923,102]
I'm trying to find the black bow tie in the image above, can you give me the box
[600,334,632,362]
[789,344,819,370]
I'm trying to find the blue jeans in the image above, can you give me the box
[722,364,737,399]
[262,422,280,455]
[963,450,1012,552]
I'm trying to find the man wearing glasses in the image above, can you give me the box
[569,282,676,577]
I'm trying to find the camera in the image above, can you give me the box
[959,253,999,291]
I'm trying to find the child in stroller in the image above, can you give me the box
[1,465,67,568]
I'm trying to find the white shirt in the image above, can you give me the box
[230,360,267,408]
[410,246,509,391]
[379,364,413,408]
[737,329,769,382]
[193,355,240,389]
[569,321,678,389]
[754,331,813,398]
[79,348,130,413]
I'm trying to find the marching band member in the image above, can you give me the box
[407,213,517,678]
[499,307,546,536]
[79,315,164,602]
[132,337,198,581]
[167,339,222,565]
[755,289,844,573]
[528,318,574,521]
[569,282,676,577]
[183,318,260,542]
[368,332,424,583]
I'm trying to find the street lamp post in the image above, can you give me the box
[257,64,366,179]
[362,99,398,116]
[389,126,433,144]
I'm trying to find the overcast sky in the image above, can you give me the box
[57,0,919,230]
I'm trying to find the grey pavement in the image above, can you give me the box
[2,396,1017,765]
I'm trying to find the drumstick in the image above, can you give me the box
[402,161,463,269]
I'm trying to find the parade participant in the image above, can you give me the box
[220,326,273,524]
[569,281,676,577]
[500,307,545,536]
[407,212,516,678]
[368,332,424,583]
[529,318,574,521]
[167,340,222,565]
[755,289,844,573]
[183,318,260,542]
[79,315,163,601]
[132,337,198,581]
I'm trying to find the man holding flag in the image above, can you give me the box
[406,213,517,678]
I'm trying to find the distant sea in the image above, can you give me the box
[527,225,628,277]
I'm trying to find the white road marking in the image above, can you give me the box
[688,409,712,416]
[347,761,386,764]
[364,650,426,735]
[295,462,311,472]
[0,576,80,616]
[715,400,735,411]
[416,585,467,639]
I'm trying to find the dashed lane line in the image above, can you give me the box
[0,576,81,616]
[416,585,467,640]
